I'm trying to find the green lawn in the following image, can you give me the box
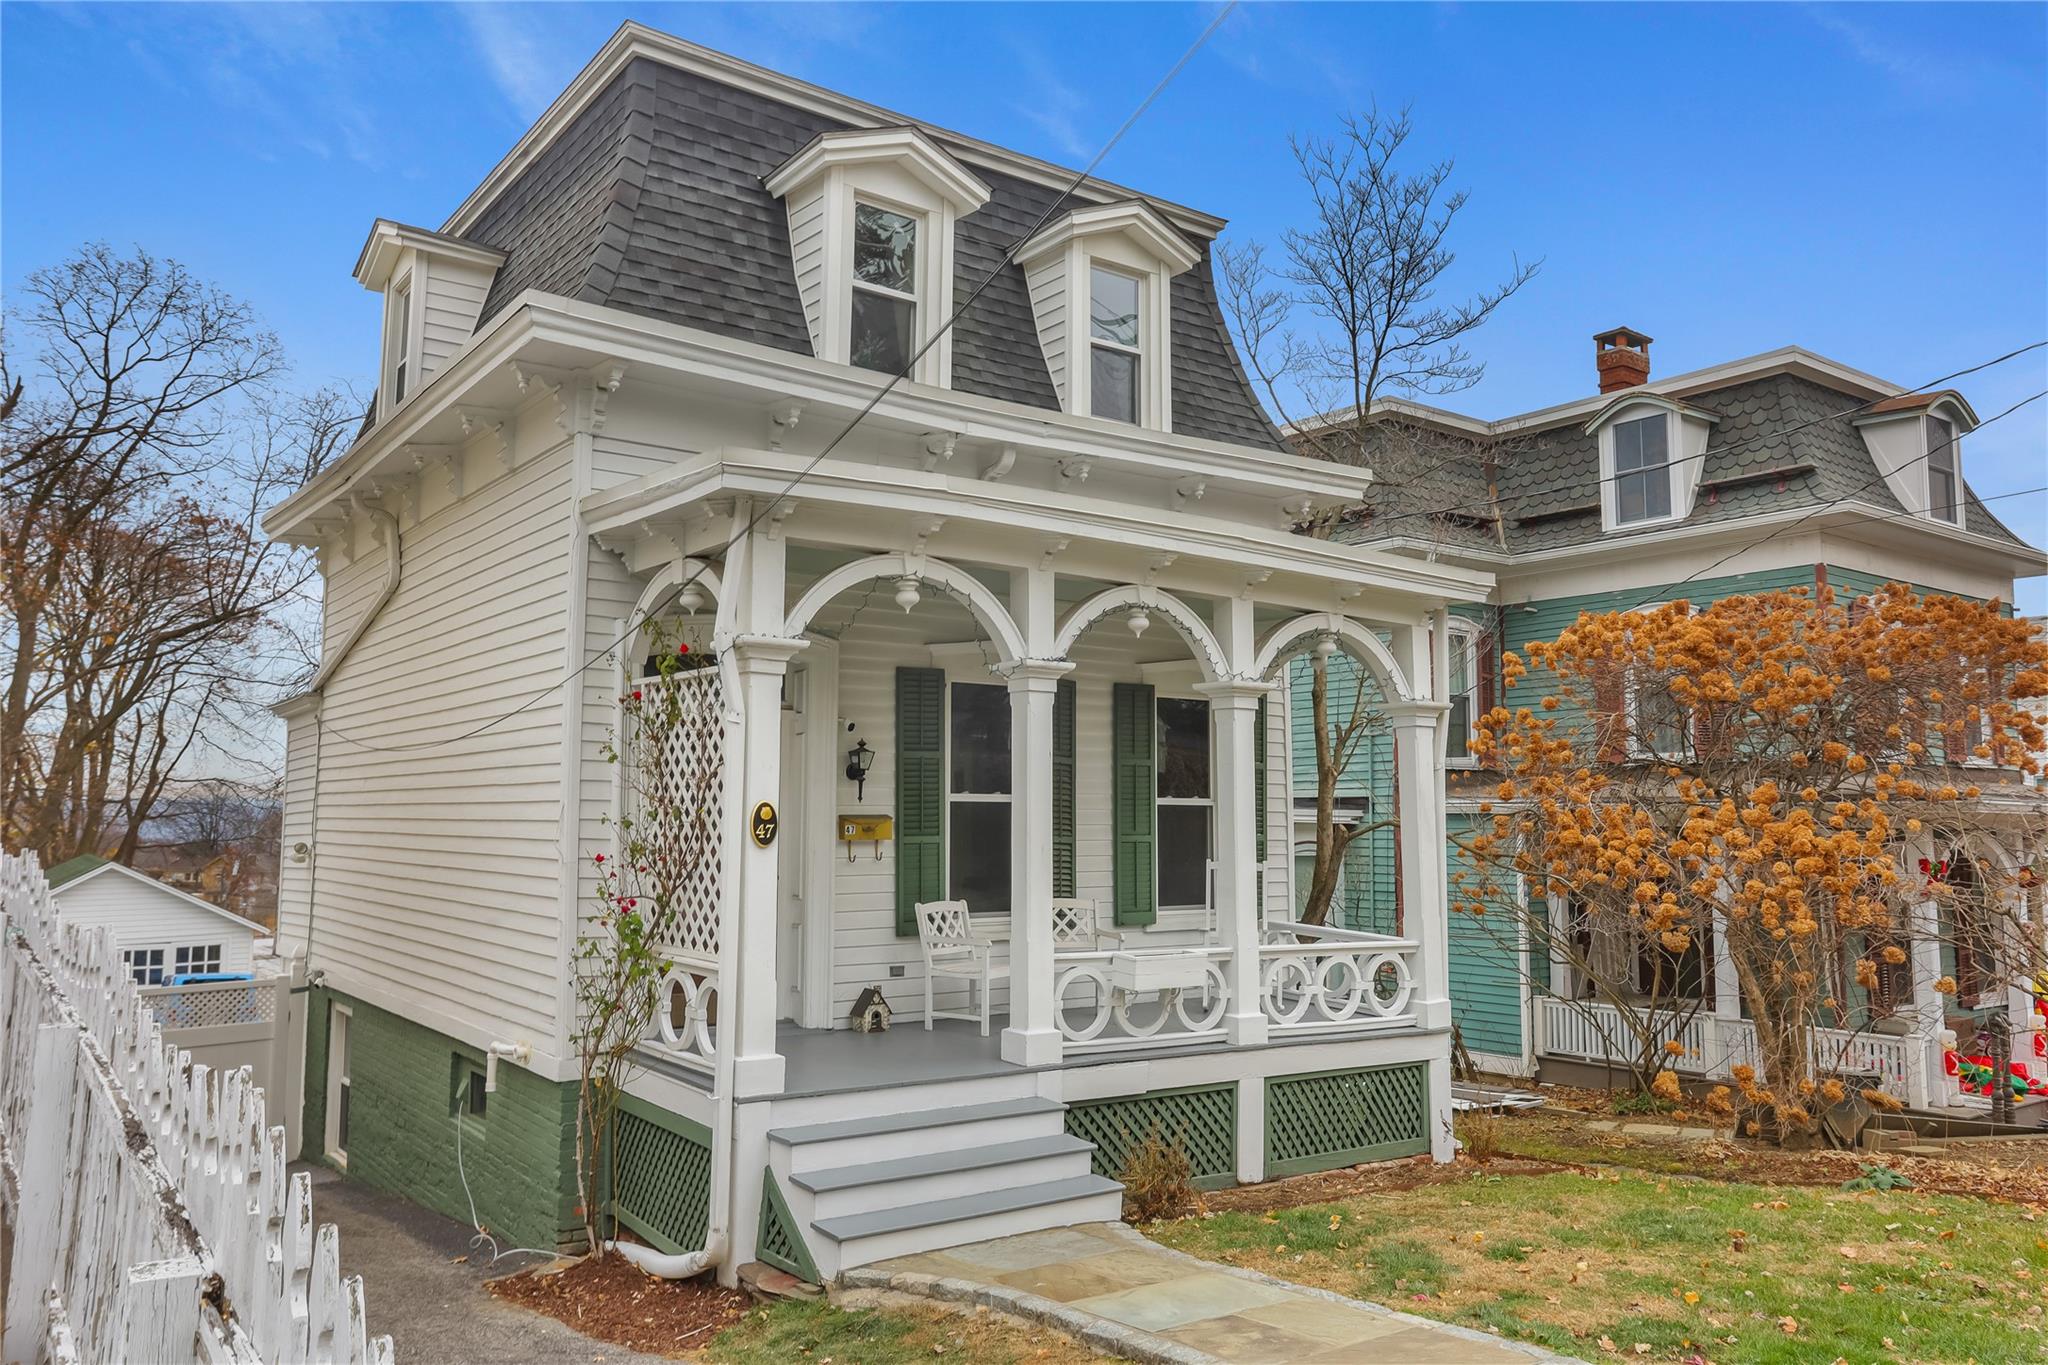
[706,1298,1107,1363]
[1147,1169,2048,1363]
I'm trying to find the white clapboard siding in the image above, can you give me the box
[278,704,319,950]
[787,186,828,352]
[290,439,576,1048]
[1025,256,1069,407]
[50,870,256,973]
[417,259,496,384]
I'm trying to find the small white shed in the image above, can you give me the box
[46,855,260,982]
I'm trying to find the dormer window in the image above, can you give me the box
[766,128,990,389]
[1016,201,1199,432]
[1613,413,1671,524]
[1089,267,1142,423]
[1926,415,1958,523]
[1588,393,1714,533]
[851,203,919,375]
[389,281,413,406]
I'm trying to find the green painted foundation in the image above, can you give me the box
[302,987,582,1253]
[1265,1062,1430,1177]
[1066,1083,1239,1191]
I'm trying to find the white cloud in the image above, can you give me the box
[1003,38,1094,162]
[460,3,571,120]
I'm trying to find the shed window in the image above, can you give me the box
[173,944,223,976]
[851,203,918,375]
[122,947,166,985]
[1089,266,1142,423]
[1613,414,1672,524]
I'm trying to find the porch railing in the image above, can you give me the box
[1536,997,1924,1098]
[1258,922,1422,1037]
[1054,945,1232,1054]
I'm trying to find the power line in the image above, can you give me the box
[316,5,1239,756]
[1346,340,2047,536]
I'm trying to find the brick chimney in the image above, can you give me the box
[1594,326,1653,393]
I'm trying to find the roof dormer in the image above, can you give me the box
[1852,390,1980,526]
[1014,201,1199,432]
[765,128,991,389]
[354,220,506,421]
[1583,391,1717,533]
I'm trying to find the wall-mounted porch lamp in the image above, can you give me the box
[845,738,876,799]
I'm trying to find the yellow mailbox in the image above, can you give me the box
[838,814,892,860]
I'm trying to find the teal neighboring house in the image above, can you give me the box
[1287,328,2047,1093]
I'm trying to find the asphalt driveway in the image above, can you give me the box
[301,1164,672,1364]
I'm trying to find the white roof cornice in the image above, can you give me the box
[765,126,992,213]
[439,21,1227,243]
[1015,201,1202,276]
[262,291,1371,538]
[354,219,508,290]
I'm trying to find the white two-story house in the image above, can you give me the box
[266,23,1491,1283]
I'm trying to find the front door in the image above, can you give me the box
[776,685,807,1022]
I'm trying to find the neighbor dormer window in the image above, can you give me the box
[851,202,919,376]
[1089,266,1142,423]
[1613,414,1671,524]
[1926,415,1959,523]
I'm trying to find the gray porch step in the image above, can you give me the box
[810,1174,1123,1245]
[768,1095,1063,1146]
[790,1133,1096,1195]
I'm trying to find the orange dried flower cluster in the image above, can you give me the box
[1461,585,2048,1141]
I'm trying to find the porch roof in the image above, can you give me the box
[582,448,1495,613]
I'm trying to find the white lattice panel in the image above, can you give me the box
[631,669,725,967]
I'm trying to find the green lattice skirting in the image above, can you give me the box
[757,1171,822,1283]
[608,1095,713,1254]
[1065,1083,1237,1191]
[1265,1062,1429,1176]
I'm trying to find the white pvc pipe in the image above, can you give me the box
[604,1233,726,1280]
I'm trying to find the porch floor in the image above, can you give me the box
[778,1017,1018,1097]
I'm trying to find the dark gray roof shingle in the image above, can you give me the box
[461,57,1283,450]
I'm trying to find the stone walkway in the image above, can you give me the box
[846,1222,1574,1363]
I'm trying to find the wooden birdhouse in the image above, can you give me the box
[850,986,892,1033]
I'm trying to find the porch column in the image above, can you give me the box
[1198,681,1273,1046]
[1905,830,1943,1109]
[1386,702,1454,1032]
[729,635,805,1099]
[1004,660,1073,1067]
[1707,904,1740,1077]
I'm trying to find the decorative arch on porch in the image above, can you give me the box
[783,553,1028,664]
[627,556,743,717]
[1252,613,1414,703]
[1053,585,1228,681]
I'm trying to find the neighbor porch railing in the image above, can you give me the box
[1534,996,1925,1099]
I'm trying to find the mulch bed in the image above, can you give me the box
[488,1251,750,1358]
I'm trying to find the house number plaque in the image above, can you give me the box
[750,801,779,847]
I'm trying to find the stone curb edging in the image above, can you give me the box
[1094,1222,1586,1364]
[838,1264,1217,1365]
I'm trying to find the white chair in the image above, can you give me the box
[916,900,1007,1035]
[1051,898,1126,956]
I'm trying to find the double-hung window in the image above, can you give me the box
[1925,415,1959,523]
[1089,266,1142,423]
[1446,625,1480,765]
[850,202,919,376]
[947,681,1011,914]
[1156,696,1212,909]
[1613,414,1672,524]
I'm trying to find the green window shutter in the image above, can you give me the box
[1254,696,1269,865]
[1112,682,1157,927]
[1053,678,1077,899]
[895,667,945,936]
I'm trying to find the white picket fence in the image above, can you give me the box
[0,851,392,1364]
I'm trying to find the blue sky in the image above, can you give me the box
[6,2,2044,605]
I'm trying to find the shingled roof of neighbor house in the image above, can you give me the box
[1328,367,2034,557]
[447,49,1286,451]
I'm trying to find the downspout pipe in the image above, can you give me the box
[307,503,403,696]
